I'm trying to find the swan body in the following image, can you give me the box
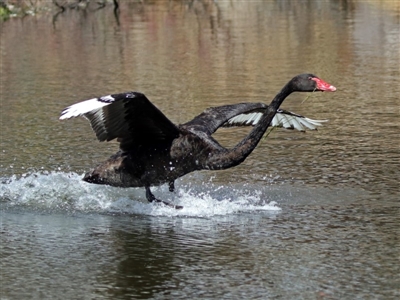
[60,74,336,208]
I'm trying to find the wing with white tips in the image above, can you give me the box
[223,108,327,131]
[60,92,180,150]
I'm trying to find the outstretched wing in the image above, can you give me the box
[60,92,180,150]
[183,103,268,135]
[223,108,327,131]
[182,103,326,135]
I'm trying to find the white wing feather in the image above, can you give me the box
[59,96,114,120]
[225,111,327,131]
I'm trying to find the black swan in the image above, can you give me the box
[60,74,336,208]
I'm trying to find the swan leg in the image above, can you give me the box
[145,186,183,209]
[169,181,175,192]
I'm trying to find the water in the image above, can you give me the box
[1,1,399,299]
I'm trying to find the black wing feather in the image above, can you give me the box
[60,91,180,150]
[182,103,268,135]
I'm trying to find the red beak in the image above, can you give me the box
[312,77,336,92]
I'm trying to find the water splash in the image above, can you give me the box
[0,172,281,217]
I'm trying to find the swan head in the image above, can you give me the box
[291,74,336,92]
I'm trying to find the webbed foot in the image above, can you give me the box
[169,181,175,192]
[145,186,183,209]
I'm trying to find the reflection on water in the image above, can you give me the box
[0,0,399,299]
[1,193,399,299]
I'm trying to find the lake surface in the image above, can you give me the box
[1,1,399,299]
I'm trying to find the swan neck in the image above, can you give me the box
[270,83,293,109]
[206,84,293,170]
